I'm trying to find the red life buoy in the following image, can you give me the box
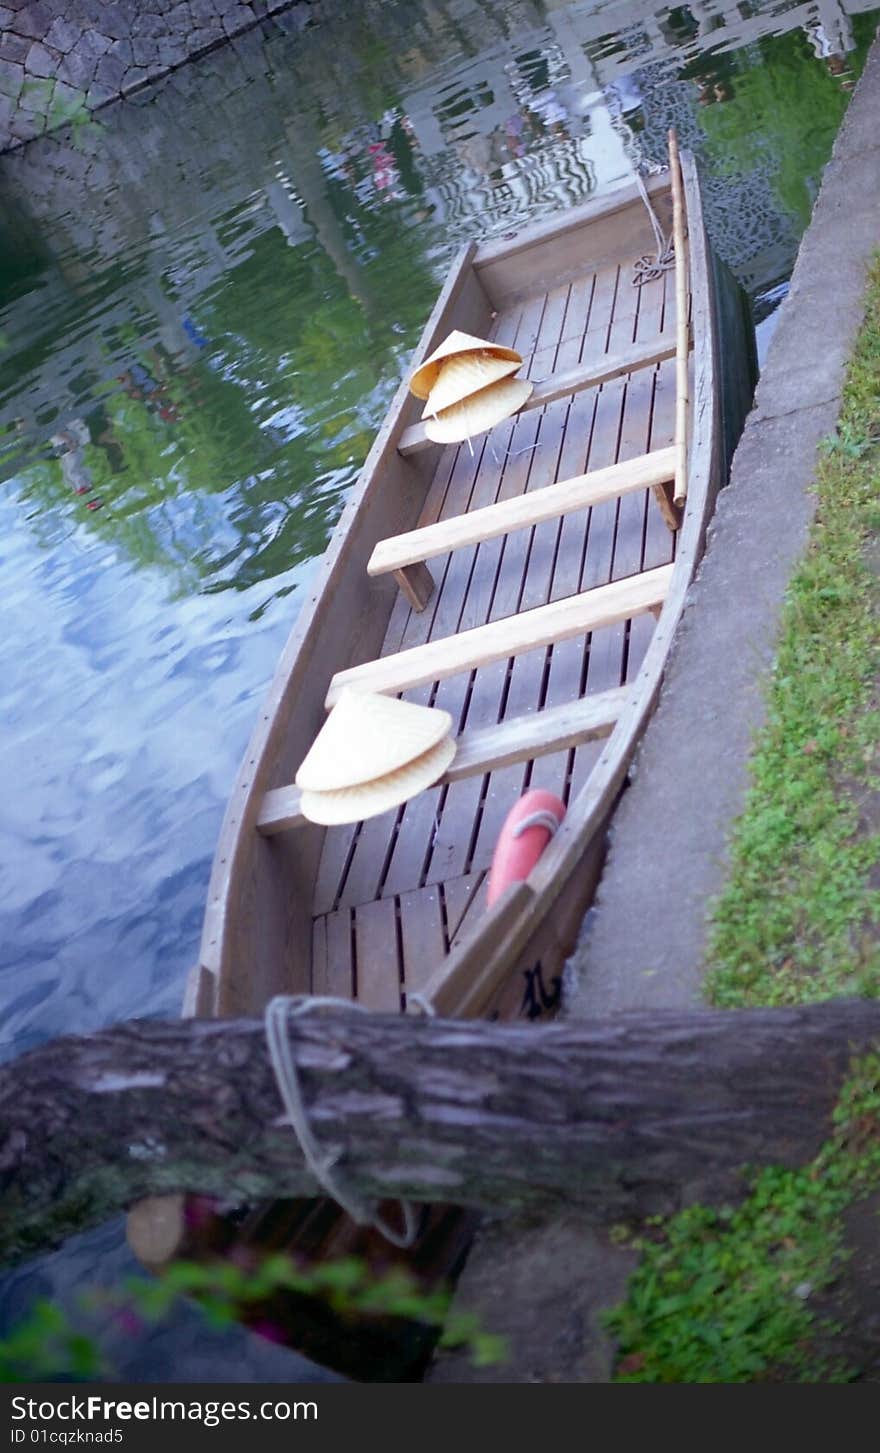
[486,789,566,908]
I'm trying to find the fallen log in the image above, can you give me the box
[2,999,879,1265]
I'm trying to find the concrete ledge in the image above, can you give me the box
[567,26,880,1019]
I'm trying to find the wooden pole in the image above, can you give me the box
[668,128,690,507]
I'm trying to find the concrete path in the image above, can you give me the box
[429,29,880,1383]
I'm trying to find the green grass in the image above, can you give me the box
[705,255,880,1008]
[605,1051,880,1382]
[605,259,880,1384]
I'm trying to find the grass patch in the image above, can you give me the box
[705,255,880,1008]
[605,1051,880,1382]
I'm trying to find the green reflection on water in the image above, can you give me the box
[697,14,878,233]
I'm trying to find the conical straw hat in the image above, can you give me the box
[295,689,453,793]
[409,331,522,400]
[422,353,522,418]
[424,376,534,445]
[300,736,457,825]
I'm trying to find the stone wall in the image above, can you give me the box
[0,0,314,150]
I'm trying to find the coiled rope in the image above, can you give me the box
[631,168,675,287]
[264,994,419,1248]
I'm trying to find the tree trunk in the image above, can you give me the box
[2,999,879,1265]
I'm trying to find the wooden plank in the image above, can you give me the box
[368,447,676,578]
[442,872,486,946]
[393,562,434,612]
[398,885,446,998]
[669,128,690,506]
[316,908,355,999]
[353,896,401,1011]
[452,686,624,778]
[448,873,489,949]
[326,565,673,706]
[397,336,677,457]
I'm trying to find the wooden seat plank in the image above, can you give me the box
[326,564,672,708]
[367,446,676,579]
[397,334,677,457]
[258,680,627,842]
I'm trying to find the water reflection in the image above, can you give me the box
[0,0,876,1383]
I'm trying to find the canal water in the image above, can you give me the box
[0,0,876,1381]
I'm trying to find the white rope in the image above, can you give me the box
[632,168,675,287]
[512,809,563,838]
[264,994,419,1249]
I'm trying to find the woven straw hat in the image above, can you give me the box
[300,736,456,825]
[409,331,521,400]
[424,376,534,445]
[295,688,453,793]
[422,352,522,418]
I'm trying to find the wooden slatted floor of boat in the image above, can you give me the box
[312,252,684,1010]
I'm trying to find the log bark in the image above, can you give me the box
[2,999,879,1266]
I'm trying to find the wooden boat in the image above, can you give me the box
[128,139,754,1377]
